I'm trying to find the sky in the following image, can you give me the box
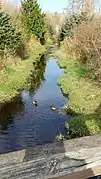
[38,0,68,12]
[11,0,68,12]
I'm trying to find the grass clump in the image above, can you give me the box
[66,112,101,139]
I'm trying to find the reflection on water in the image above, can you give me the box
[0,97,24,131]
[0,56,69,154]
[28,55,46,93]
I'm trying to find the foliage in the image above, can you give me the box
[46,20,54,37]
[65,116,90,139]
[72,16,101,82]
[59,12,88,41]
[46,12,65,42]
[58,56,101,114]
[21,0,45,41]
[62,15,101,82]
[43,17,54,45]
[66,111,101,139]
[56,0,101,139]
[0,11,22,57]
[56,50,101,138]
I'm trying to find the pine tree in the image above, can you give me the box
[0,10,21,57]
[21,0,45,40]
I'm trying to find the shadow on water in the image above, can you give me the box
[0,55,46,134]
[28,54,46,94]
[0,97,24,132]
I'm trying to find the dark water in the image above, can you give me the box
[0,56,69,154]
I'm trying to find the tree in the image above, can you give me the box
[60,12,88,41]
[67,0,93,15]
[84,0,94,15]
[0,10,21,57]
[67,0,84,15]
[21,0,45,41]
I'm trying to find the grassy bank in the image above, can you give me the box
[56,50,101,138]
[0,40,46,103]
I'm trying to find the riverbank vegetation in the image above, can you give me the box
[56,0,101,139]
[0,0,53,103]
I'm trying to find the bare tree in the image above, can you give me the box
[67,0,84,15]
[83,0,94,14]
[1,0,18,14]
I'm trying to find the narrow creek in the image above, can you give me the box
[0,54,69,154]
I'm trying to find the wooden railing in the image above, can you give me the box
[1,135,101,178]
[54,166,101,179]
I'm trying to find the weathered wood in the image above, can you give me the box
[1,135,101,179]
[55,166,101,179]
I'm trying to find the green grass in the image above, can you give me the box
[56,50,101,138]
[44,37,53,49]
[58,75,101,114]
[65,113,101,139]
[0,42,46,103]
[58,59,86,79]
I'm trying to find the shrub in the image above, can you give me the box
[63,15,101,81]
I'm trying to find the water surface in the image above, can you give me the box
[0,57,69,154]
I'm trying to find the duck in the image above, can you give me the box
[33,62,36,65]
[50,106,57,111]
[32,100,39,106]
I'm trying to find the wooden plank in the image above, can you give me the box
[1,135,101,178]
[54,166,101,179]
